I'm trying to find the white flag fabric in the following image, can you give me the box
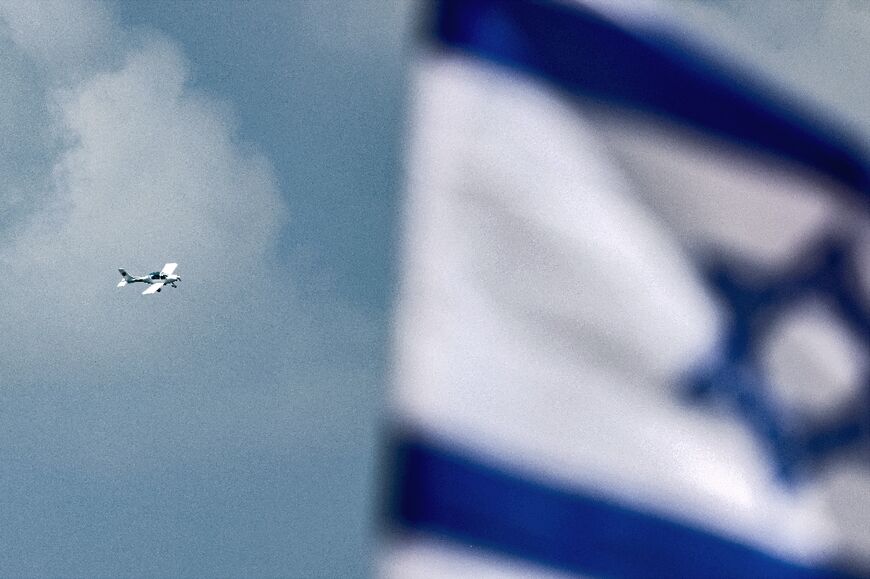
[383,1,869,577]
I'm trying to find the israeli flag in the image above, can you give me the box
[382,0,869,577]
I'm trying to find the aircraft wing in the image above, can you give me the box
[161,262,178,276]
[142,283,164,295]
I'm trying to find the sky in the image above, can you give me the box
[0,1,867,577]
[0,1,414,576]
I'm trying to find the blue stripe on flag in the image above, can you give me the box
[390,436,853,578]
[433,0,869,195]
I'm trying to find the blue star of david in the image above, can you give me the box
[683,236,870,485]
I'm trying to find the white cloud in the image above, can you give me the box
[51,34,284,276]
[0,0,121,79]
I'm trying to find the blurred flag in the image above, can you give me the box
[383,0,869,577]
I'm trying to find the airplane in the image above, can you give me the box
[117,263,181,295]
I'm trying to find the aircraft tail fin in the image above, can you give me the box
[118,268,133,287]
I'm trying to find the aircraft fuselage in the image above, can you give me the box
[125,274,180,285]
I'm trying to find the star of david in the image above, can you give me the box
[683,236,870,484]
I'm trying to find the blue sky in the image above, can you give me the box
[0,1,414,576]
[0,1,867,577]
